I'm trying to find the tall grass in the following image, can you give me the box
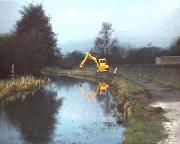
[0,76,47,99]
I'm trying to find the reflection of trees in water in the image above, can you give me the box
[96,89,121,123]
[88,82,96,90]
[3,88,63,144]
[96,88,115,115]
[50,76,85,90]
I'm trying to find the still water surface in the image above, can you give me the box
[0,76,124,144]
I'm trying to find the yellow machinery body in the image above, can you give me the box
[80,52,109,72]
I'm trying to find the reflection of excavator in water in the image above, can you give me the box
[80,52,109,72]
[81,82,112,116]
[81,82,109,101]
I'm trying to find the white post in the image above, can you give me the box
[11,64,15,76]
[114,66,118,74]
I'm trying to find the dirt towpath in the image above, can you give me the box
[121,74,180,144]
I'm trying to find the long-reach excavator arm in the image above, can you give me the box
[80,52,109,72]
[80,52,91,68]
[80,52,101,71]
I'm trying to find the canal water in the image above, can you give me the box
[0,76,124,144]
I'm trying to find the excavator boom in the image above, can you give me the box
[80,52,91,68]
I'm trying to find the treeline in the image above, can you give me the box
[0,4,61,77]
[62,22,180,68]
[61,46,168,68]
[108,46,169,65]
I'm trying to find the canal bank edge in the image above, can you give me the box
[42,68,167,144]
[111,77,166,144]
[0,76,48,106]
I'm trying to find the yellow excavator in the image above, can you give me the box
[80,52,109,72]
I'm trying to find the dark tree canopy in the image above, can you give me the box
[61,50,84,69]
[0,3,62,77]
[15,3,61,74]
[0,34,16,77]
[170,38,180,56]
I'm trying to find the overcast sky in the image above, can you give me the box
[0,0,180,51]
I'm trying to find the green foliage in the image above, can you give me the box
[125,115,165,144]
[126,47,168,65]
[61,50,84,69]
[93,22,113,58]
[15,3,61,74]
[111,77,145,95]
[170,37,180,55]
[109,40,126,65]
[0,34,16,76]
[0,3,62,77]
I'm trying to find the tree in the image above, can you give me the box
[0,34,17,77]
[109,39,125,65]
[125,47,168,65]
[170,37,180,55]
[61,51,84,69]
[93,22,113,58]
[15,3,61,74]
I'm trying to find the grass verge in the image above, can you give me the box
[145,76,180,89]
[111,77,166,144]
[43,67,96,81]
[42,67,113,82]
[0,76,48,105]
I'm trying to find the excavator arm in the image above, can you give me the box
[80,52,101,71]
[80,52,90,68]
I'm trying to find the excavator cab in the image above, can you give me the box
[99,58,109,72]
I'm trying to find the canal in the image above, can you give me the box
[0,76,124,144]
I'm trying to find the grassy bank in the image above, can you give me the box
[118,65,180,89]
[147,77,180,89]
[0,76,47,105]
[43,67,95,80]
[42,67,112,82]
[111,77,166,144]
